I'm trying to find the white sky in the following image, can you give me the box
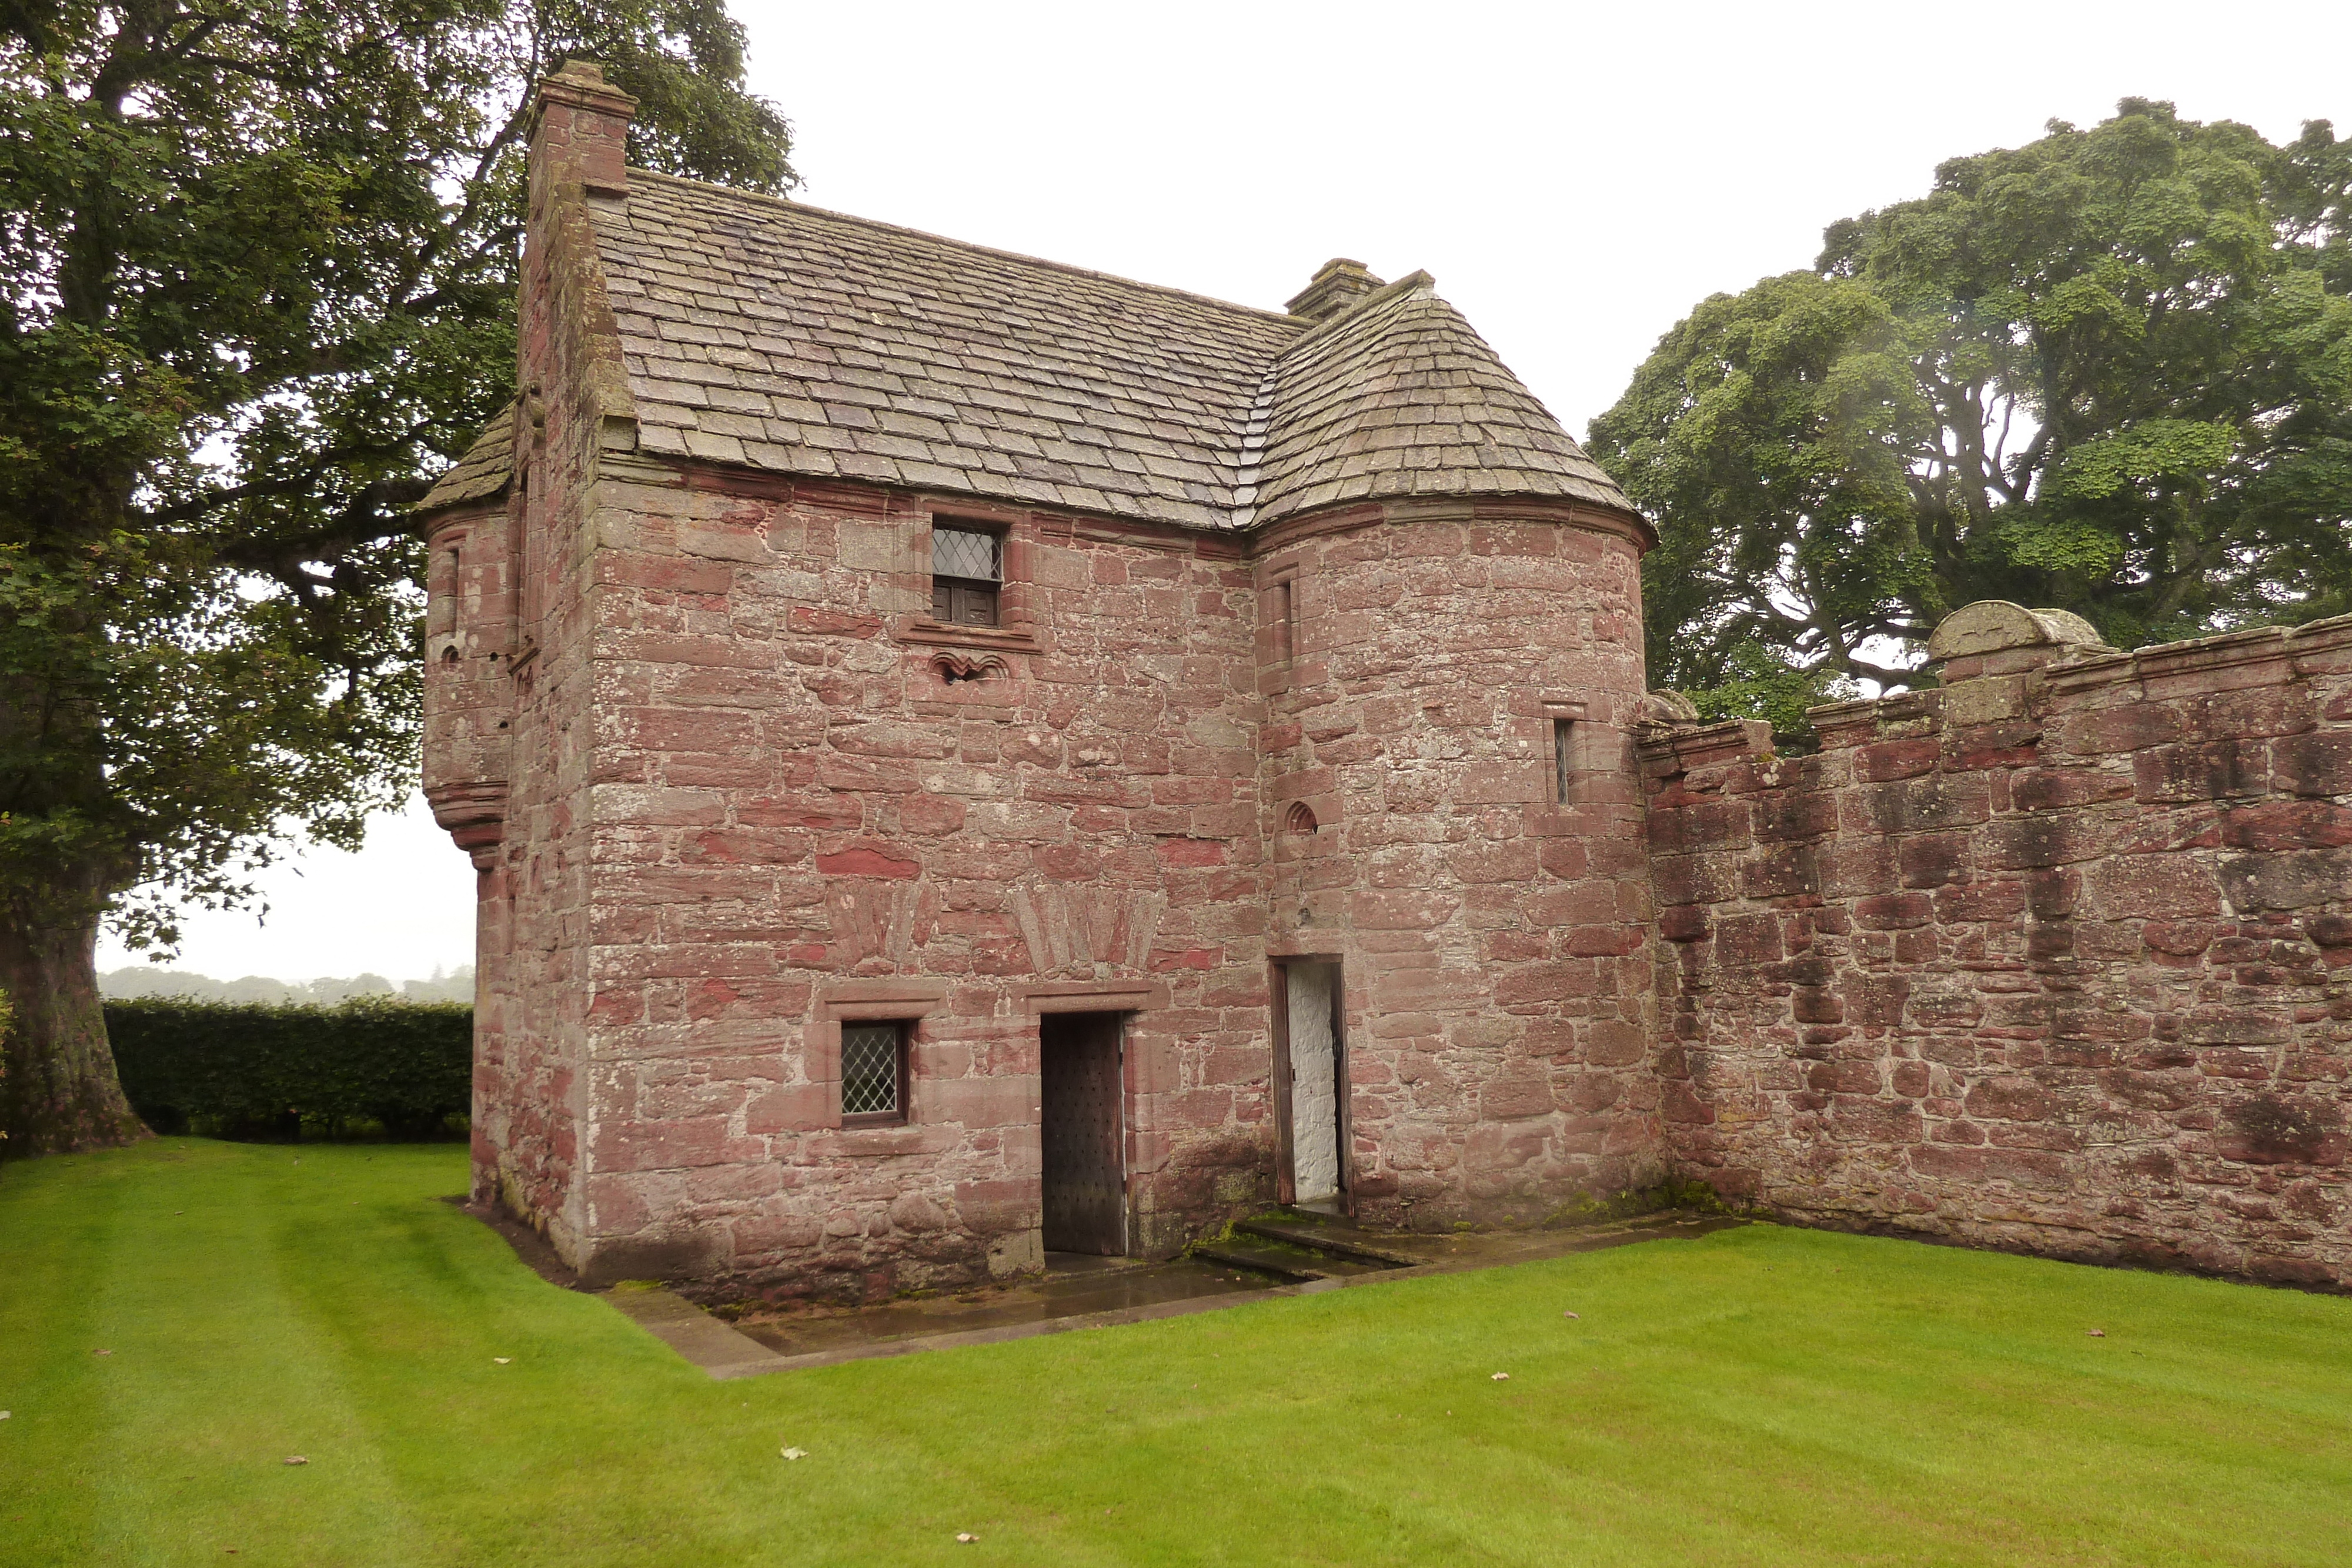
[102,0,2352,982]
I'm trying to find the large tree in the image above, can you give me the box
[0,1,794,1155]
[1589,100,2352,711]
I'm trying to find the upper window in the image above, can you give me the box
[931,524,1001,627]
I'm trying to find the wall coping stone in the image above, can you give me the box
[1635,717,1772,777]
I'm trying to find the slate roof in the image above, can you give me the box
[417,401,517,512]
[1240,274,1627,525]
[420,170,1632,530]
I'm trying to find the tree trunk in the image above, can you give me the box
[0,895,148,1156]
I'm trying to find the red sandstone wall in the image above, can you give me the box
[419,491,519,1213]
[1646,617,2352,1287]
[568,469,1275,1291]
[1259,500,1665,1226]
[460,152,636,1257]
[437,63,1673,1293]
[552,470,1667,1290]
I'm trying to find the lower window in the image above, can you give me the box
[840,1020,910,1126]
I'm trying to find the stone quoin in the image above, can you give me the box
[420,63,2352,1296]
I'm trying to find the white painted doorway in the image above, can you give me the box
[1283,962,1342,1205]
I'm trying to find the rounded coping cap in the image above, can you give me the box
[1925,601,2111,662]
[1634,690,1702,725]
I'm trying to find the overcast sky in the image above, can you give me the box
[102,0,2352,982]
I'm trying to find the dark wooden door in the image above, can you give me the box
[1041,1012,1125,1254]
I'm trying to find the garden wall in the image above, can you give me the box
[1643,603,2352,1288]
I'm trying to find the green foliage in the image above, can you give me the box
[1679,644,1860,745]
[0,2,794,950]
[104,996,470,1139]
[1591,101,2352,695]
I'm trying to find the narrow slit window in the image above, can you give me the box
[1278,579,1295,661]
[930,524,1001,627]
[840,1021,910,1125]
[1553,718,1575,805]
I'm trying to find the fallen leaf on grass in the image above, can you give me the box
[92,1349,111,1357]
[283,1457,308,1466]
[1491,1372,1510,1381]
[956,1533,979,1544]
[1562,1311,1580,1319]
[2087,1329,2106,1338]
[1,1410,11,1420]
[780,1447,808,1460]
[493,1358,512,1365]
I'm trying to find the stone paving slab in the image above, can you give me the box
[613,1213,1747,1379]
[603,1283,793,1382]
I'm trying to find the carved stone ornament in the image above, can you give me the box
[931,651,1008,684]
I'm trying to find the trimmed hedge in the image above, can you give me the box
[106,996,472,1141]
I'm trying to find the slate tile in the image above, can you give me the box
[545,172,1629,531]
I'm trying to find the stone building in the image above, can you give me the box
[419,63,1662,1292]
[422,65,2352,1297]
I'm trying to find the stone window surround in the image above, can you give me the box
[1544,696,1588,805]
[810,981,949,1134]
[897,499,1043,656]
[1263,557,1304,671]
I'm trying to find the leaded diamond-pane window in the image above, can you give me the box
[932,526,999,581]
[841,1022,906,1122]
[931,525,1001,627]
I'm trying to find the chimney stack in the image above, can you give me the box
[1285,258,1385,323]
[529,59,638,200]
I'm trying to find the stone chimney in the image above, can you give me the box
[529,59,637,199]
[1285,258,1386,323]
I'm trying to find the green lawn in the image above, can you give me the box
[4,1140,2350,1566]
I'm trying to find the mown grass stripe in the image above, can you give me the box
[5,1139,2351,1567]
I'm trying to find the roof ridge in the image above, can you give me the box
[626,169,1311,331]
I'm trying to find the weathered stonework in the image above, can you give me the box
[1645,608,2352,1289]
[419,64,1668,1297]
[423,65,2352,1299]
[1256,502,1662,1223]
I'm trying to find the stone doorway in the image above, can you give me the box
[1040,1011,1127,1255]
[1276,961,1346,1209]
